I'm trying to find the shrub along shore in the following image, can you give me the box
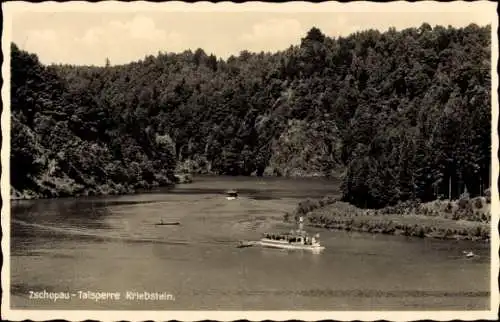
[288,192,491,241]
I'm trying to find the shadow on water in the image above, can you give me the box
[247,195,280,200]
[11,198,160,213]
[161,189,336,201]
[11,200,113,233]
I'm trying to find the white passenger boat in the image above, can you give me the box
[259,231,324,252]
[238,216,325,252]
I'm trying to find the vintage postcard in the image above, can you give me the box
[1,1,498,321]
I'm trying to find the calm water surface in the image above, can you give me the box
[10,176,490,310]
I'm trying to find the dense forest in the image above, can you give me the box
[10,23,491,208]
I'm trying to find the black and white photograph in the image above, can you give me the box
[1,1,498,321]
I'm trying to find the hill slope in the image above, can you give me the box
[10,24,491,207]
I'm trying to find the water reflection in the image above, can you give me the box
[12,199,112,229]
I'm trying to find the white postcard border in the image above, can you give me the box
[1,1,498,321]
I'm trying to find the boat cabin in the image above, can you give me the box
[263,232,317,245]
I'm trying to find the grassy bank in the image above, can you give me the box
[289,195,491,241]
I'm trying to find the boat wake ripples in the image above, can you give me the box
[12,219,251,249]
[12,220,189,246]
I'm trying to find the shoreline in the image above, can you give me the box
[298,201,490,242]
[10,173,194,201]
[307,221,490,242]
[9,172,334,201]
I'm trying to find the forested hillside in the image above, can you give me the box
[10,44,177,198]
[10,23,491,207]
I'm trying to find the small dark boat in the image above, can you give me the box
[237,240,258,248]
[155,220,180,226]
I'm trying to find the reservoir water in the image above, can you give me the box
[10,176,490,310]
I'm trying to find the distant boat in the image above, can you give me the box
[463,250,476,258]
[226,189,238,200]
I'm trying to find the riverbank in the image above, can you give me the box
[10,170,330,201]
[10,173,194,201]
[291,197,491,241]
[10,181,162,201]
